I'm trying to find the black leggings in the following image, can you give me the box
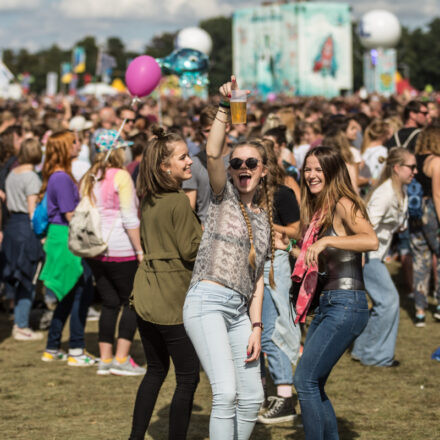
[129,316,200,440]
[87,259,138,344]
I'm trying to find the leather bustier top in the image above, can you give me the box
[318,225,365,291]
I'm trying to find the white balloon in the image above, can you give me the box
[358,10,401,49]
[175,27,213,55]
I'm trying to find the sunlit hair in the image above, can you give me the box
[300,146,369,234]
[136,127,185,200]
[260,138,286,188]
[415,125,440,155]
[39,130,75,200]
[261,113,282,134]
[18,137,42,165]
[230,140,276,288]
[361,119,390,154]
[322,130,354,164]
[80,148,125,202]
[367,147,413,205]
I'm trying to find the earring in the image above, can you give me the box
[167,170,171,175]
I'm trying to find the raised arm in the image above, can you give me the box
[206,76,236,194]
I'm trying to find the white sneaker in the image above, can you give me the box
[12,325,44,341]
[67,350,97,367]
[110,356,146,376]
[97,359,114,376]
[87,306,100,322]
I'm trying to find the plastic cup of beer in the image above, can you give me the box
[230,90,247,124]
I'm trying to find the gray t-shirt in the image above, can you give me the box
[6,170,41,213]
[182,151,230,224]
[190,180,270,300]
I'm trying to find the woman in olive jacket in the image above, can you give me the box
[129,128,202,440]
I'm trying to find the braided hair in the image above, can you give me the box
[231,140,276,289]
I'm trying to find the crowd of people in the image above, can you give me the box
[0,78,439,439]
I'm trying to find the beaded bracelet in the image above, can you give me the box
[285,238,297,253]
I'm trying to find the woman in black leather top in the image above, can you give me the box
[284,147,378,440]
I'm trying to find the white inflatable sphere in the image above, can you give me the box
[358,10,401,49]
[175,27,213,55]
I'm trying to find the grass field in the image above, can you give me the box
[1,262,439,440]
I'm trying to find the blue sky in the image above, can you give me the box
[0,0,437,52]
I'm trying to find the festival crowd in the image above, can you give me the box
[1,77,439,439]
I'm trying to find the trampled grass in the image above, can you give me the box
[1,262,439,440]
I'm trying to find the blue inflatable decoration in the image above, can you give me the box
[157,48,209,97]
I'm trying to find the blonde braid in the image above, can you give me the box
[263,179,276,289]
[238,201,257,269]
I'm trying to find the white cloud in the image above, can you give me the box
[58,0,233,21]
[0,0,39,8]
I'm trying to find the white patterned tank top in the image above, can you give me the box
[190,180,270,300]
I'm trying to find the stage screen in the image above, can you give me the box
[233,2,352,98]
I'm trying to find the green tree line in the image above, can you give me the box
[2,16,439,95]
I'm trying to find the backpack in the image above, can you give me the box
[32,194,49,238]
[407,178,424,220]
[68,196,116,258]
[393,128,421,150]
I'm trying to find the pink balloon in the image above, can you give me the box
[125,56,161,97]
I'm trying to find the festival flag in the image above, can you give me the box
[18,72,33,94]
[61,62,72,84]
[73,46,86,74]
[96,51,116,81]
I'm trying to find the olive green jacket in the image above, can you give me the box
[132,190,202,324]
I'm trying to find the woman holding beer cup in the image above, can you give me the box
[183,76,275,440]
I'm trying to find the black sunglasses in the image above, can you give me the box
[230,157,260,170]
[418,111,428,116]
[401,164,417,171]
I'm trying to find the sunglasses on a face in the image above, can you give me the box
[229,157,260,170]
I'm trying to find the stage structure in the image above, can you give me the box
[233,2,352,98]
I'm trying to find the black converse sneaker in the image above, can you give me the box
[257,396,297,424]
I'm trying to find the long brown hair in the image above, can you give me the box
[415,125,440,155]
[39,130,75,200]
[80,148,125,201]
[231,140,276,288]
[136,127,184,200]
[300,146,369,234]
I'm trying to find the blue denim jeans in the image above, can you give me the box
[46,262,93,350]
[14,283,36,328]
[352,259,400,366]
[293,290,369,440]
[183,281,264,440]
[261,251,300,385]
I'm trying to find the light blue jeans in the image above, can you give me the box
[261,251,301,385]
[183,281,264,440]
[351,258,400,366]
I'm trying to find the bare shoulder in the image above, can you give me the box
[335,197,354,216]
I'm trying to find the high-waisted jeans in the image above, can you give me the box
[352,259,400,366]
[183,281,264,440]
[293,290,369,440]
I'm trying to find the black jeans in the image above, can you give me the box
[129,316,200,440]
[87,259,138,344]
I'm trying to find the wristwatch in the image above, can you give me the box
[252,322,264,330]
